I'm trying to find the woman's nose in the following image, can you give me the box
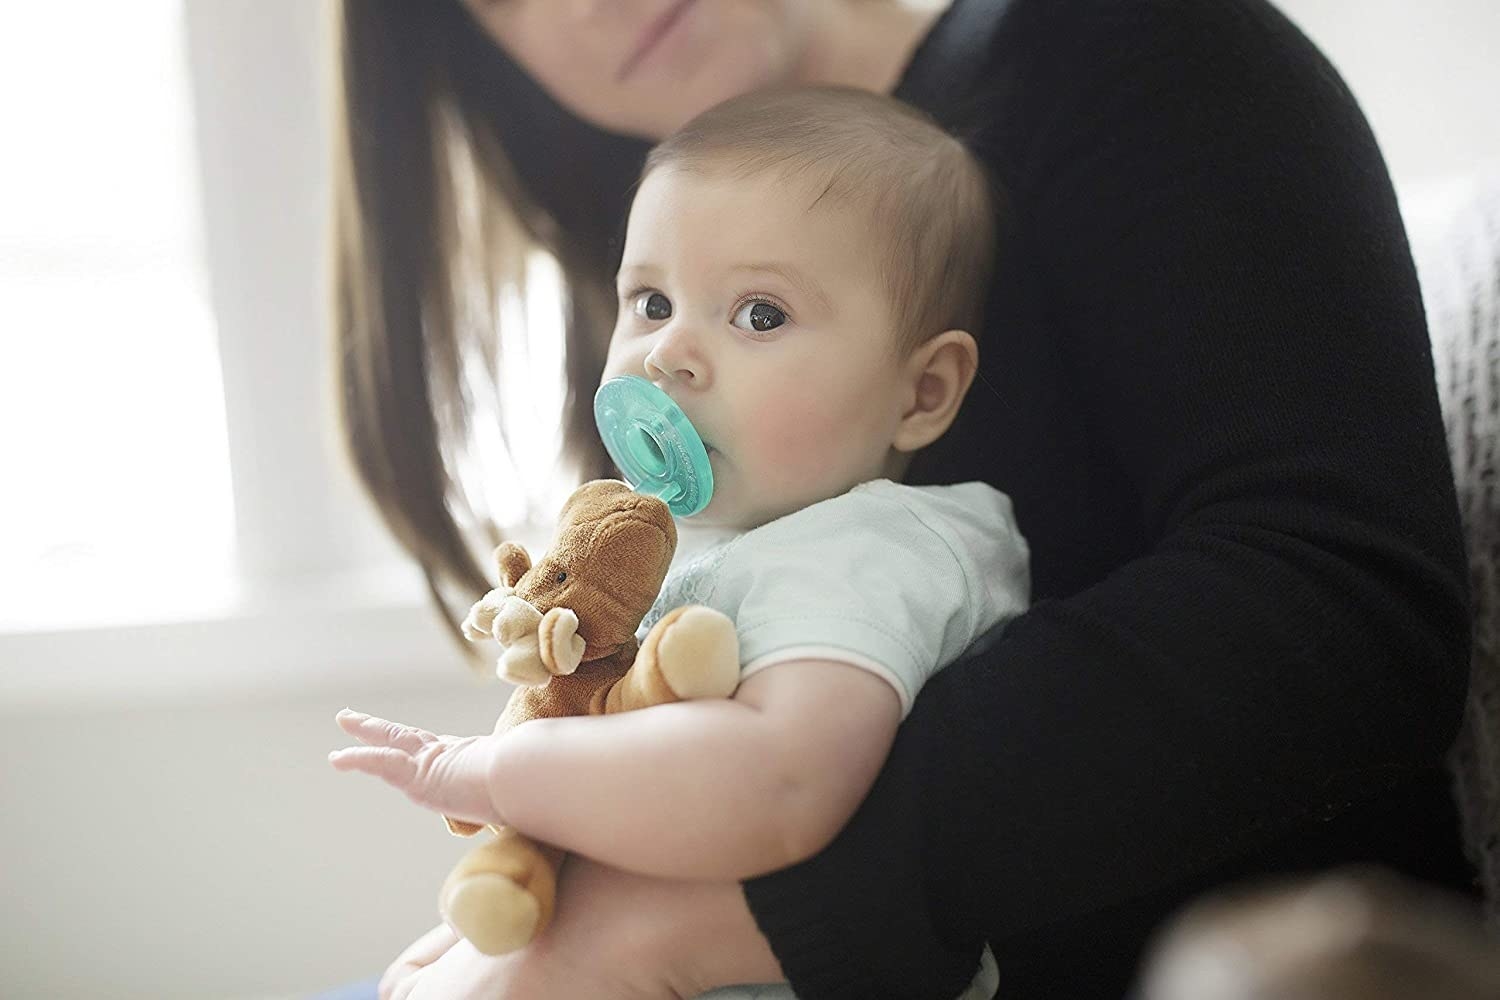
[642,325,709,389]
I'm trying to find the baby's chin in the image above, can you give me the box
[685,456,860,531]
[683,498,750,531]
[688,489,812,533]
[683,486,761,532]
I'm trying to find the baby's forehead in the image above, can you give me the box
[632,162,890,267]
[629,177,889,315]
[650,158,877,216]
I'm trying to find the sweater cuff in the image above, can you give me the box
[743,864,983,1000]
[740,732,984,999]
[742,864,883,999]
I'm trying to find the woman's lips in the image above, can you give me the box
[617,0,698,81]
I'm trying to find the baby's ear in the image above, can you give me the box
[893,329,979,453]
[495,543,532,589]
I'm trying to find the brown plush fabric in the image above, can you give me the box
[485,480,678,728]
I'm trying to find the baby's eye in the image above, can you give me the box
[731,299,787,334]
[633,291,673,322]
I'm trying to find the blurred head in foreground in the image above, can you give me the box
[1139,867,1500,1000]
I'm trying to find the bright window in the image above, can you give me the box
[0,1,235,630]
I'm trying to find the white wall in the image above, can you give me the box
[1274,0,1500,183]
[0,679,505,1000]
[2,2,1498,999]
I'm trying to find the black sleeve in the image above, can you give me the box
[742,1,1471,996]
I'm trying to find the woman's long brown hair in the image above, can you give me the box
[329,0,639,659]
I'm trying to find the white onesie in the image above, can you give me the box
[640,477,1030,716]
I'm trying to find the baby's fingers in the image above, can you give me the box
[328,745,418,789]
[336,709,436,752]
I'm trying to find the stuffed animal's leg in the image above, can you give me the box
[604,605,739,713]
[439,826,564,956]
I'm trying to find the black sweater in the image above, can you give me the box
[741,1,1474,997]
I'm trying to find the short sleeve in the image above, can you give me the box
[723,481,1029,716]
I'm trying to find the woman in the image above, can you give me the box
[331,1,1473,997]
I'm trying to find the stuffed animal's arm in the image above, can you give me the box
[489,660,901,881]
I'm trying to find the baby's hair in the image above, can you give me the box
[641,85,998,355]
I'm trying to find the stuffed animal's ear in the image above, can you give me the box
[444,817,485,838]
[495,543,532,588]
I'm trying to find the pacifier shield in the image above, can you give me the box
[594,376,713,517]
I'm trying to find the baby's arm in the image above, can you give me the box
[331,660,902,880]
[492,659,901,881]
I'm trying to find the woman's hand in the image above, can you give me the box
[378,925,588,1000]
[378,922,462,1000]
[528,854,786,999]
[377,856,784,1000]
[329,710,502,828]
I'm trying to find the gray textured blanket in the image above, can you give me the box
[1403,171,1500,919]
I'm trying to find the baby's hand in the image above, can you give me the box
[329,710,503,828]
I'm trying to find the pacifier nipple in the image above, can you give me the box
[594,376,714,517]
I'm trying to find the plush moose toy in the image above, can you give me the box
[442,478,740,955]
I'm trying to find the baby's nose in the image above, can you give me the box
[645,357,698,383]
[643,335,707,387]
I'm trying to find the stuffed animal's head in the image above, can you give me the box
[483,481,676,677]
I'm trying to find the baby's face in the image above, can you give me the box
[602,166,910,530]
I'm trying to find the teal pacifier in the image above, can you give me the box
[594,376,714,517]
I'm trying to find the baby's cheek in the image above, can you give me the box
[743,399,850,489]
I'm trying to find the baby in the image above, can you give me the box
[332,86,1027,1000]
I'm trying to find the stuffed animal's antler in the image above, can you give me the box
[538,608,585,676]
[461,586,515,642]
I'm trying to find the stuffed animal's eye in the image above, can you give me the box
[555,571,567,584]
